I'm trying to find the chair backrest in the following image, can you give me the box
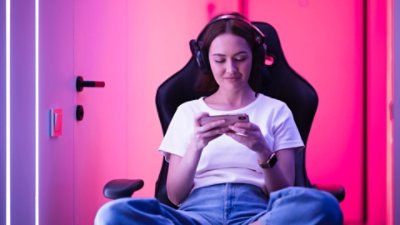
[155,22,318,207]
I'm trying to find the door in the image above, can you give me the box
[73,0,130,224]
[39,0,75,224]
[39,0,130,224]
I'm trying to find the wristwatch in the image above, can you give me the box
[258,152,278,169]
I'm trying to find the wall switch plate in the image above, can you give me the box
[50,108,63,137]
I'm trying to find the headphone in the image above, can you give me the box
[189,14,267,73]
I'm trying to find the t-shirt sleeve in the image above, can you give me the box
[272,104,304,151]
[158,105,194,161]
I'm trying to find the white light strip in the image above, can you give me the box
[5,0,11,223]
[35,0,40,224]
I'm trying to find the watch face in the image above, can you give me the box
[259,152,277,169]
[268,153,277,168]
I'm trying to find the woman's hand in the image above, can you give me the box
[166,112,230,205]
[191,113,231,151]
[226,121,297,191]
[225,122,271,155]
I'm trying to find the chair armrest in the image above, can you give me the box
[314,184,345,202]
[103,179,144,199]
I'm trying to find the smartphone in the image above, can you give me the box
[199,114,249,126]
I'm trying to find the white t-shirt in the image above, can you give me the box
[159,94,304,192]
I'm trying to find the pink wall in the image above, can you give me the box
[248,0,365,222]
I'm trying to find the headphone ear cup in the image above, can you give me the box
[189,39,209,72]
[259,44,266,63]
[256,36,267,64]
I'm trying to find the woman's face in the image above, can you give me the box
[208,33,253,91]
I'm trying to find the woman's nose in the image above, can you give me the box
[226,60,238,73]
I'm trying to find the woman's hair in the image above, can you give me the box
[194,12,265,93]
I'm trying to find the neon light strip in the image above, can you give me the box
[35,0,40,224]
[5,0,11,223]
[386,0,394,224]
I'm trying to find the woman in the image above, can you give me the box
[95,12,343,225]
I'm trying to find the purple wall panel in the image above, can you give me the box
[10,0,36,224]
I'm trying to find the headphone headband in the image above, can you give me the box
[207,14,265,39]
[195,14,265,43]
[190,13,267,72]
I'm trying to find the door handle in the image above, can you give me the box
[76,76,105,92]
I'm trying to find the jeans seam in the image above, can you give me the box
[224,183,230,225]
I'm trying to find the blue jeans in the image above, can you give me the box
[95,184,343,225]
